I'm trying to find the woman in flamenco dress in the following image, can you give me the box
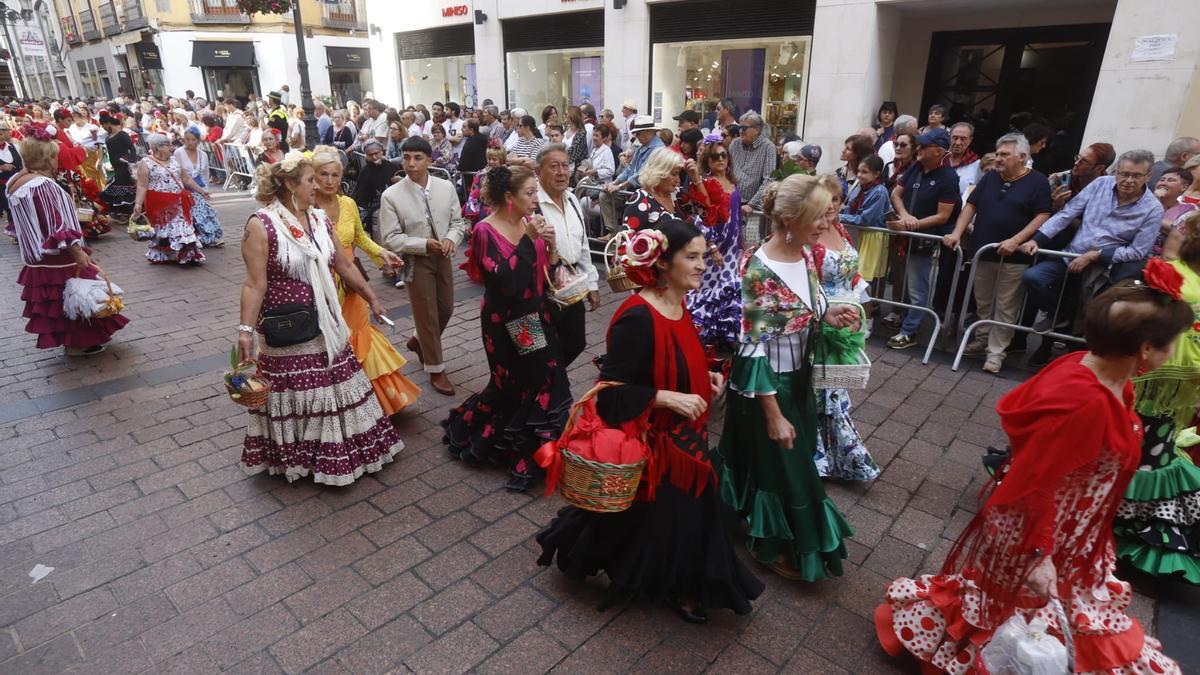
[442,165,573,492]
[310,145,421,419]
[10,122,127,355]
[537,218,765,624]
[1113,222,1200,585]
[875,277,1188,674]
[50,107,108,239]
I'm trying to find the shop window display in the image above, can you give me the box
[506,48,603,116]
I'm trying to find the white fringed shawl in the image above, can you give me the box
[8,175,81,264]
[260,200,350,363]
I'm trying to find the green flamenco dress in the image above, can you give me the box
[712,245,853,581]
[1114,258,1200,584]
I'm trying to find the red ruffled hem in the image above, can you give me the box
[1075,621,1145,672]
[18,256,129,349]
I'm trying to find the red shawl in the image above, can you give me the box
[611,293,714,499]
[943,351,1141,624]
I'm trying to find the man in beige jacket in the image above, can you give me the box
[379,136,467,396]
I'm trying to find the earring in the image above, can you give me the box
[784,227,794,244]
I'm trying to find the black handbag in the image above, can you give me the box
[260,303,320,347]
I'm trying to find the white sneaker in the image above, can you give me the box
[394,279,406,289]
[983,354,1003,373]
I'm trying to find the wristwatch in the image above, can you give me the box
[237,324,255,334]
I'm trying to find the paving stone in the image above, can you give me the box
[413,540,489,590]
[336,615,434,673]
[708,643,778,674]
[470,542,547,598]
[0,580,61,628]
[188,523,272,569]
[469,512,541,557]
[477,627,569,675]
[269,607,367,674]
[358,504,433,547]
[802,605,878,671]
[863,535,927,580]
[404,621,499,674]
[736,600,811,665]
[166,557,258,611]
[74,591,179,656]
[283,566,371,624]
[413,509,485,552]
[258,498,333,537]
[139,597,241,664]
[412,578,493,635]
[473,585,557,642]
[203,603,301,669]
[49,548,145,600]
[858,479,910,516]
[0,633,84,673]
[15,587,116,649]
[781,646,851,674]
[890,505,949,550]
[352,535,433,586]
[224,562,314,618]
[244,527,327,573]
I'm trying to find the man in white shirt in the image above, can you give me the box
[504,107,527,153]
[422,102,448,138]
[619,99,638,150]
[401,110,421,138]
[536,143,600,367]
[445,102,465,159]
[216,99,246,145]
[948,122,982,200]
[356,99,389,149]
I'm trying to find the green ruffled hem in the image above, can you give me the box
[1133,367,1200,426]
[717,464,852,580]
[730,355,780,395]
[1124,454,1200,502]
[1115,537,1200,585]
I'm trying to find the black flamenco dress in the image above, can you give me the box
[536,295,765,615]
[442,220,573,488]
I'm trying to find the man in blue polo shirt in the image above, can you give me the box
[886,128,962,350]
[943,132,1052,372]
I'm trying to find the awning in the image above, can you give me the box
[131,42,162,70]
[191,41,256,68]
[327,46,371,69]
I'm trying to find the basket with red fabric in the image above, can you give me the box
[535,381,649,513]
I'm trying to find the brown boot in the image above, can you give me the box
[429,372,455,396]
[406,336,424,364]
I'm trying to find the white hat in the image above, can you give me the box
[622,99,638,111]
[510,107,528,117]
[628,114,661,133]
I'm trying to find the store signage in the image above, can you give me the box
[442,4,468,17]
[16,26,46,57]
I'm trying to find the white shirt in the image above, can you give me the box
[733,249,817,383]
[589,144,615,183]
[68,123,100,150]
[504,130,520,152]
[878,140,896,167]
[584,121,595,154]
[537,185,598,291]
[422,119,450,138]
[952,158,982,202]
[407,123,422,138]
[361,114,388,140]
[172,146,208,180]
[445,118,465,157]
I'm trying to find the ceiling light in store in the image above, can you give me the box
[711,61,718,68]
[778,44,792,65]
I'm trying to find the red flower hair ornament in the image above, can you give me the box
[1141,257,1184,301]
[617,229,668,287]
[19,121,55,143]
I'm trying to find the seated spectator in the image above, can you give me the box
[943,133,1051,373]
[1152,167,1196,257]
[885,128,961,350]
[1182,155,1200,206]
[1019,149,1162,364]
[429,123,457,172]
[506,113,544,166]
[1149,136,1200,186]
[1048,142,1115,213]
[599,115,665,235]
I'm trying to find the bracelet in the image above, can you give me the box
[237,325,255,334]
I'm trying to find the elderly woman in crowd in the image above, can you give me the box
[878,279,1187,674]
[538,217,765,623]
[133,133,208,265]
[682,135,743,347]
[463,144,506,225]
[173,126,224,248]
[622,147,687,230]
[259,128,285,165]
[714,173,857,581]
[309,145,418,418]
[11,122,127,355]
[429,122,457,173]
[1151,167,1196,257]
[327,110,356,151]
[237,152,404,485]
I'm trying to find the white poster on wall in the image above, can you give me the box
[1131,34,1177,62]
[16,25,46,57]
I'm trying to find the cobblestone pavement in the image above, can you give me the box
[0,190,1177,674]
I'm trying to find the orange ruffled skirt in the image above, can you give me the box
[341,289,420,416]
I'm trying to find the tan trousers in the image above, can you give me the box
[599,190,623,235]
[409,254,455,373]
[972,260,1028,358]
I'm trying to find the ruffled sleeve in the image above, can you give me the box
[33,179,84,252]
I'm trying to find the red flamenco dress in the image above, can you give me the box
[53,122,109,240]
[875,352,1180,674]
[11,175,128,349]
[536,294,764,615]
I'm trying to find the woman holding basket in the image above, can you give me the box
[537,217,764,624]
[713,174,857,581]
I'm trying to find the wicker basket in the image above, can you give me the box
[604,231,640,293]
[92,272,125,319]
[225,360,272,409]
[554,381,646,513]
[812,302,871,390]
[76,207,94,223]
[127,213,154,241]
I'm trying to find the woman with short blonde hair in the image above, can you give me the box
[623,147,686,231]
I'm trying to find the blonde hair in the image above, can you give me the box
[485,146,507,164]
[19,138,58,172]
[763,174,831,233]
[638,147,684,192]
[816,173,842,203]
[254,157,312,205]
[309,145,341,169]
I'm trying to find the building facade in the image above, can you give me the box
[52,0,371,106]
[364,0,1200,170]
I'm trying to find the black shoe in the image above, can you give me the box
[505,472,534,493]
[672,600,708,625]
[1028,341,1054,368]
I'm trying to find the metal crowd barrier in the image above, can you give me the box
[201,142,227,185]
[951,244,1083,371]
[222,144,258,191]
[843,225,964,365]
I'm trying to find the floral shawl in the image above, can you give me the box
[738,243,826,345]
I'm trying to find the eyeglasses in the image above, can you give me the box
[710,152,728,159]
[1116,171,1147,181]
[1073,154,1093,166]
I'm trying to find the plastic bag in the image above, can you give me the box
[980,607,1070,675]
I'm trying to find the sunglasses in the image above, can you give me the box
[895,142,911,148]
[710,151,728,159]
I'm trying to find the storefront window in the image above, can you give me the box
[400,55,475,108]
[506,48,602,116]
[651,37,810,143]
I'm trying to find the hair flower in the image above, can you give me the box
[1142,257,1184,301]
[279,150,307,172]
[617,229,668,287]
[701,132,723,146]
[18,121,55,142]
